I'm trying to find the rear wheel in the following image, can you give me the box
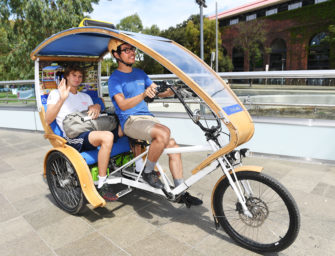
[46,151,85,214]
[213,171,300,253]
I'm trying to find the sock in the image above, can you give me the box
[144,160,156,174]
[174,178,184,187]
[135,158,144,173]
[98,175,107,189]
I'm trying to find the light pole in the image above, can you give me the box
[196,0,207,60]
[281,57,286,85]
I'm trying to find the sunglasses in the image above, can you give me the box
[120,46,136,54]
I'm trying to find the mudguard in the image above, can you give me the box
[210,165,263,221]
[44,146,106,208]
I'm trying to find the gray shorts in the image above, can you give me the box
[124,115,160,142]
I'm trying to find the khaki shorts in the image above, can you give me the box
[124,115,160,142]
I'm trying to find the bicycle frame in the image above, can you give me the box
[106,137,259,217]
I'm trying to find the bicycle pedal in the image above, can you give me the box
[116,187,133,198]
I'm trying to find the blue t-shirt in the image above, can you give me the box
[108,68,153,130]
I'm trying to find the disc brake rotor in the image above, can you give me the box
[237,197,269,227]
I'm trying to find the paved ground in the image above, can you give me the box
[1,128,335,256]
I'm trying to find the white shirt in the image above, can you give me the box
[47,89,93,134]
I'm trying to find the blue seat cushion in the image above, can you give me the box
[81,136,130,165]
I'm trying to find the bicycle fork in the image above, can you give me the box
[209,141,253,218]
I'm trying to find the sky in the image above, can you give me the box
[90,0,254,30]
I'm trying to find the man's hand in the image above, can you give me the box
[58,78,70,101]
[143,84,157,99]
[87,104,101,119]
[158,88,174,98]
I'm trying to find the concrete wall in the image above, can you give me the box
[1,108,334,162]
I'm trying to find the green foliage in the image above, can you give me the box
[160,15,231,71]
[325,25,335,68]
[116,13,143,32]
[0,0,99,80]
[101,58,118,76]
[233,20,268,71]
[143,24,160,36]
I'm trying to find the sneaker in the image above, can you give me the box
[97,184,118,202]
[177,192,203,206]
[135,169,161,177]
[142,170,164,189]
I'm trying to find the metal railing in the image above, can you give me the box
[1,70,335,115]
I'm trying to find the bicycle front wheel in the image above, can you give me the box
[213,171,300,253]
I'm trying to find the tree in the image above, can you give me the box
[116,13,143,32]
[325,25,335,68]
[139,25,166,74]
[160,15,232,71]
[233,19,268,71]
[143,24,160,36]
[0,0,99,80]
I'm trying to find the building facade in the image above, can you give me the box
[209,0,335,71]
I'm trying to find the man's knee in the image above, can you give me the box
[152,125,170,145]
[98,131,114,148]
[167,138,178,148]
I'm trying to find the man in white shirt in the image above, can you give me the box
[46,65,118,201]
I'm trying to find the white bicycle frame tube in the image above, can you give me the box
[106,144,215,197]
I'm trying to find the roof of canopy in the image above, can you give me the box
[30,26,170,61]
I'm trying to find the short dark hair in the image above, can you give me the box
[64,65,85,80]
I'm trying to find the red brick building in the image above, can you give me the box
[209,0,335,71]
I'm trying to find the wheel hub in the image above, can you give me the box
[236,197,269,227]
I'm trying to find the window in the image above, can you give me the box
[315,0,328,3]
[288,2,302,10]
[266,8,277,16]
[229,18,239,25]
[246,14,256,21]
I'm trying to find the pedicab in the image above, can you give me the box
[30,19,300,253]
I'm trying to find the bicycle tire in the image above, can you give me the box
[46,151,85,215]
[213,171,300,253]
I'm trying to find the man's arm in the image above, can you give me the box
[45,79,70,125]
[114,84,157,111]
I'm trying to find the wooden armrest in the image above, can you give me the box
[44,133,67,147]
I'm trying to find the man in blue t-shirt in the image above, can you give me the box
[108,38,202,206]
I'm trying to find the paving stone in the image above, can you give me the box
[0,231,54,256]
[135,198,184,227]
[12,192,55,215]
[0,193,20,223]
[23,204,69,230]
[99,214,158,248]
[0,216,34,245]
[3,182,47,203]
[37,215,94,249]
[194,232,259,256]
[160,212,214,247]
[124,230,192,256]
[55,232,123,256]
[0,161,15,174]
